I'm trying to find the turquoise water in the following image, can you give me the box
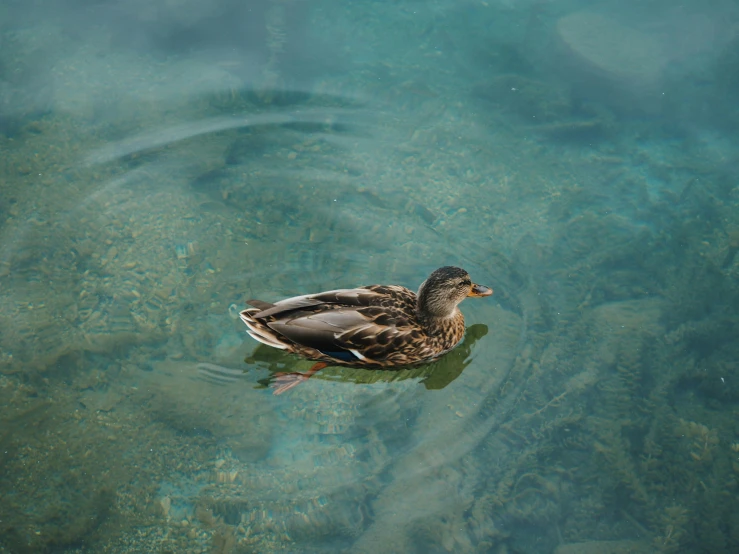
[2,1,739,552]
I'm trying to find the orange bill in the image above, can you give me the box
[468,283,493,297]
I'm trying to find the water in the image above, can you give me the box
[1,1,739,552]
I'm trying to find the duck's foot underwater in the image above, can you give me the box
[270,362,328,395]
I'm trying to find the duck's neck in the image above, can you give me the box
[417,306,460,325]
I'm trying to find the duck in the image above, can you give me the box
[240,266,493,394]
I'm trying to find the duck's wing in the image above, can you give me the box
[248,286,421,365]
[272,304,422,365]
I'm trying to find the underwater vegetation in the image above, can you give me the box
[2,86,739,554]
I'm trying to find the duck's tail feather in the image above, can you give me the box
[239,309,290,350]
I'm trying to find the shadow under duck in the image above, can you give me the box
[240,266,492,393]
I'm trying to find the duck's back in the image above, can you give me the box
[358,284,418,315]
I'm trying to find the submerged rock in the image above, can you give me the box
[555,12,668,113]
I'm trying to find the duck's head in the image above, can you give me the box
[417,266,493,318]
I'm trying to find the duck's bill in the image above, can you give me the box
[468,284,493,297]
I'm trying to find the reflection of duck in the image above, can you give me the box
[246,323,489,392]
[240,266,492,393]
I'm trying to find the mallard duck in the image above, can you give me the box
[240,266,492,393]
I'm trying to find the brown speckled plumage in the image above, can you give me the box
[240,266,492,369]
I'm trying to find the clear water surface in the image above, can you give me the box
[1,0,739,552]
